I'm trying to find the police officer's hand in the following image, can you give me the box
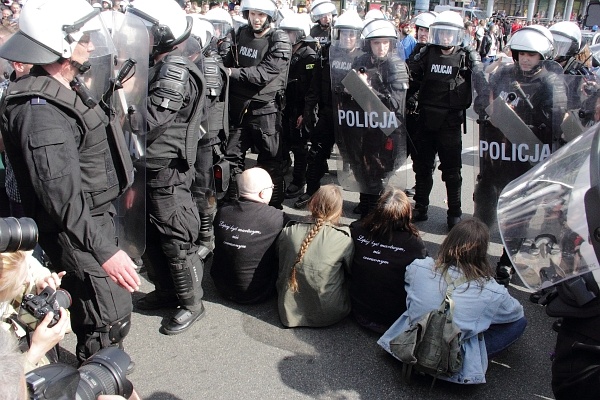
[296,115,303,129]
[102,250,141,293]
[27,308,69,366]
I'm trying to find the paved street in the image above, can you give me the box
[60,114,559,399]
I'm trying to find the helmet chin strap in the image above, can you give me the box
[70,59,91,74]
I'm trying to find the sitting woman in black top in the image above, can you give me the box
[349,187,427,333]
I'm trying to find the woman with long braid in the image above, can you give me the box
[276,185,354,327]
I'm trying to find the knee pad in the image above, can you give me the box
[108,314,132,345]
[442,168,462,184]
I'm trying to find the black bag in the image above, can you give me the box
[390,273,467,386]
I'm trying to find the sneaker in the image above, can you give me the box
[136,291,179,311]
[285,183,305,199]
[160,304,206,335]
[294,193,311,209]
[447,215,461,230]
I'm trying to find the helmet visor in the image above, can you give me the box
[553,35,574,57]
[332,27,361,49]
[429,25,464,47]
[211,21,232,39]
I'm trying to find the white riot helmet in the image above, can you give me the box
[508,24,555,62]
[362,18,397,60]
[364,9,385,22]
[429,10,465,48]
[279,13,310,45]
[205,8,233,40]
[413,11,437,30]
[331,10,362,49]
[241,0,278,22]
[550,21,582,59]
[0,0,111,66]
[310,0,336,24]
[191,14,215,51]
[127,0,192,57]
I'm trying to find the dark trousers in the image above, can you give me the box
[39,211,133,362]
[225,111,285,208]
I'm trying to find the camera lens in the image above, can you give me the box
[76,347,134,400]
[54,289,72,310]
[0,217,38,252]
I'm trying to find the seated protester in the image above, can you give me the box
[378,218,527,384]
[349,187,427,333]
[0,251,69,371]
[277,185,354,327]
[211,168,287,304]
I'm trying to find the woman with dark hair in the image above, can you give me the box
[349,187,427,333]
[276,184,354,327]
[378,218,526,384]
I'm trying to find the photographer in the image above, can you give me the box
[0,250,69,371]
[0,330,140,400]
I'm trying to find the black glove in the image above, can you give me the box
[495,264,514,288]
[406,96,417,113]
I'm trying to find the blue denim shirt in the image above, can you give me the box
[378,257,524,384]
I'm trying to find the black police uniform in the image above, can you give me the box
[349,51,409,214]
[282,39,316,196]
[1,67,134,361]
[224,25,292,209]
[192,46,229,254]
[410,44,483,223]
[142,54,207,331]
[310,23,330,46]
[295,43,345,208]
[474,63,567,228]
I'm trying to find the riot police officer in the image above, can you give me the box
[309,0,336,46]
[294,11,363,209]
[205,7,235,59]
[347,18,409,216]
[128,0,207,335]
[550,21,586,75]
[0,0,140,361]
[474,25,568,281]
[223,0,291,209]
[279,14,317,199]
[409,11,484,230]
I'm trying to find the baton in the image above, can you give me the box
[100,58,137,111]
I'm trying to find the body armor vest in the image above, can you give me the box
[4,75,133,212]
[310,24,330,45]
[231,27,287,102]
[146,55,205,170]
[420,47,471,110]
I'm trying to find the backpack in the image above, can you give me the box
[389,273,467,386]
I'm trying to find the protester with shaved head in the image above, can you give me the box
[211,168,288,304]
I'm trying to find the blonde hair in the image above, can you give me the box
[0,251,28,302]
[288,185,343,292]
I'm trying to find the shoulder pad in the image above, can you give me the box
[414,44,430,62]
[270,29,292,58]
[462,46,481,65]
[149,60,190,111]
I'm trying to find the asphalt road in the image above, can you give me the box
[60,114,559,400]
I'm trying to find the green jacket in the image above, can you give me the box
[276,221,354,327]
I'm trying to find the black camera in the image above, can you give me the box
[21,286,72,329]
[0,217,38,252]
[26,347,134,400]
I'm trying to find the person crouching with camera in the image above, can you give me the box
[0,250,70,371]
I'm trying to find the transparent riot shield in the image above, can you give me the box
[471,60,572,228]
[497,124,600,290]
[77,12,116,101]
[110,10,149,258]
[331,38,408,194]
